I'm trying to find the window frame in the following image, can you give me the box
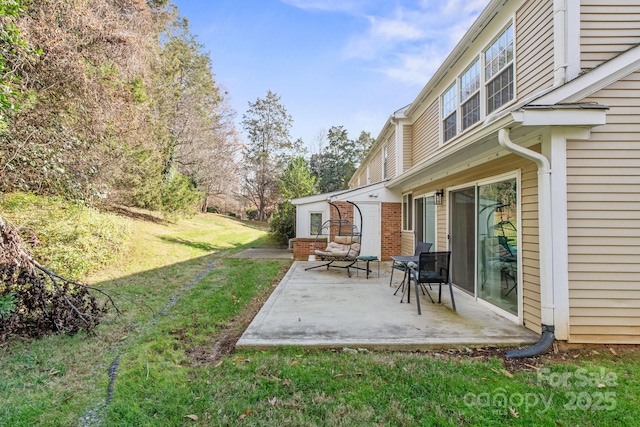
[382,145,388,179]
[439,20,515,145]
[402,193,413,231]
[441,83,458,143]
[485,24,514,114]
[460,59,481,131]
[309,212,323,236]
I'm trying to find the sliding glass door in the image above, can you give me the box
[450,187,476,294]
[477,178,518,316]
[447,177,519,319]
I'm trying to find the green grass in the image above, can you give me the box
[0,197,284,426]
[1,194,639,426]
[0,192,131,280]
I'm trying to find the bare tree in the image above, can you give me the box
[153,19,241,212]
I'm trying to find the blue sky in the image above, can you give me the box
[170,0,489,151]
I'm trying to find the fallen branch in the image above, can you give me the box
[1,215,119,341]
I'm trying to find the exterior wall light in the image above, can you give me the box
[435,189,444,205]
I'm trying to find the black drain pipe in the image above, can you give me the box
[506,325,555,358]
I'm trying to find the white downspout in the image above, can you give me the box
[554,0,568,86]
[498,129,555,328]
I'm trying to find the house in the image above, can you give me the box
[292,181,401,261]
[292,0,640,345]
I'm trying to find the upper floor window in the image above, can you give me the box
[382,145,388,179]
[442,84,457,142]
[440,22,515,144]
[461,60,481,131]
[485,25,514,114]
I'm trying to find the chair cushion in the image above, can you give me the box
[315,241,360,258]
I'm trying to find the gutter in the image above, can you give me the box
[553,0,568,86]
[498,128,556,358]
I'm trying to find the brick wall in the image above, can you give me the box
[294,202,399,261]
[381,202,401,260]
[292,237,327,260]
[331,201,354,223]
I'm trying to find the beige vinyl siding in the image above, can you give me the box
[516,0,554,100]
[411,99,440,165]
[387,134,397,179]
[566,71,640,344]
[403,124,413,172]
[580,1,640,71]
[357,170,367,187]
[520,160,541,330]
[436,200,447,252]
[400,231,415,255]
[410,150,541,331]
[370,150,383,183]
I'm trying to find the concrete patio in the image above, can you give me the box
[236,260,539,350]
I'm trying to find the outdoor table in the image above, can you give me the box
[390,255,418,302]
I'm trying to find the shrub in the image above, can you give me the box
[245,208,258,220]
[160,173,202,216]
[269,201,295,246]
[0,192,130,279]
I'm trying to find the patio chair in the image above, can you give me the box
[407,251,456,314]
[389,241,432,288]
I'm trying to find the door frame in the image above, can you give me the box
[445,171,522,323]
[414,192,438,250]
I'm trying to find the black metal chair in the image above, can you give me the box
[389,242,432,288]
[407,251,456,314]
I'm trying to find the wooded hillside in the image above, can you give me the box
[0,0,239,213]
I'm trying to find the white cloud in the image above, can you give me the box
[382,56,435,86]
[368,12,425,42]
[343,1,488,84]
[280,0,368,14]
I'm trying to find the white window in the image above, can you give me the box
[382,145,388,179]
[461,59,481,131]
[439,22,515,144]
[442,84,457,142]
[485,25,514,114]
[402,193,413,231]
[310,212,322,235]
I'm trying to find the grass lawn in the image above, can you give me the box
[1,207,639,426]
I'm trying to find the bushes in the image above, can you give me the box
[160,172,202,217]
[0,192,131,280]
[269,201,295,246]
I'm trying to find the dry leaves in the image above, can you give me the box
[238,409,252,420]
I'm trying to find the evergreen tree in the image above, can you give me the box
[311,126,374,193]
[241,90,294,220]
[269,156,316,244]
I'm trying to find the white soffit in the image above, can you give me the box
[511,107,607,127]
